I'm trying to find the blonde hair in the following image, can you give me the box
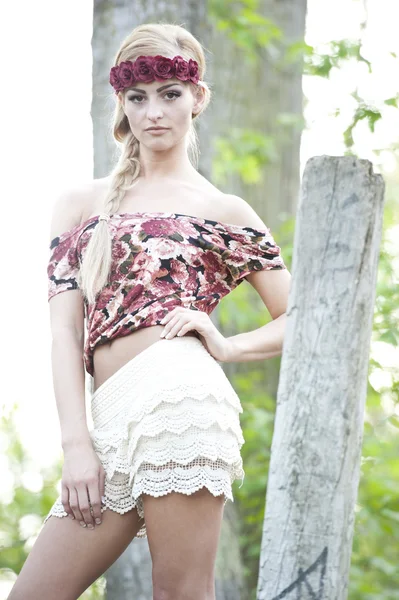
[78,23,212,305]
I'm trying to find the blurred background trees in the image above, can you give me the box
[1,0,398,598]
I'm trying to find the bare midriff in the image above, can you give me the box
[92,325,198,392]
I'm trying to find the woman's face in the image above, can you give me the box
[119,77,202,148]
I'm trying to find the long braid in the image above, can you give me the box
[105,131,141,211]
[78,132,140,305]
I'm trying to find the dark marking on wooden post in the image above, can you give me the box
[271,547,328,599]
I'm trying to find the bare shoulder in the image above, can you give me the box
[220,193,268,229]
[49,177,110,241]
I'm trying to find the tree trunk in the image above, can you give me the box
[210,16,308,596]
[257,156,385,599]
[207,0,307,230]
[92,2,244,598]
[104,538,152,600]
[212,0,307,398]
[256,0,307,229]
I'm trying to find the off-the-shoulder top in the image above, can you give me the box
[47,211,287,376]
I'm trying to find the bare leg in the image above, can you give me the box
[143,487,225,600]
[7,507,144,600]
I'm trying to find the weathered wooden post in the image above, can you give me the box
[257,155,385,599]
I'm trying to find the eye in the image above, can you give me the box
[129,94,144,103]
[129,91,181,103]
[165,91,181,100]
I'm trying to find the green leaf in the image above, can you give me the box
[387,415,399,428]
[384,97,399,107]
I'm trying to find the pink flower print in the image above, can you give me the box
[200,251,223,283]
[124,283,144,307]
[180,244,202,265]
[151,277,177,295]
[96,289,115,310]
[171,219,199,238]
[141,218,177,237]
[132,251,152,272]
[146,238,181,259]
[169,258,189,283]
[201,232,225,247]
[112,239,132,262]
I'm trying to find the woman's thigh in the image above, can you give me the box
[142,487,225,599]
[7,507,144,600]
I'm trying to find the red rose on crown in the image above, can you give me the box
[109,55,200,93]
[118,61,135,88]
[109,66,123,92]
[174,55,190,80]
[152,55,175,81]
[188,59,199,84]
[132,55,155,82]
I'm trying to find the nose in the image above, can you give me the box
[146,97,164,121]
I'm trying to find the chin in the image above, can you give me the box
[147,138,172,146]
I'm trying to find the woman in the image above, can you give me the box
[9,22,291,600]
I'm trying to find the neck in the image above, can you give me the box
[138,137,196,181]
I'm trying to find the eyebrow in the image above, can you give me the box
[127,83,182,94]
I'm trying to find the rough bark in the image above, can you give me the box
[256,0,307,229]
[257,156,385,599]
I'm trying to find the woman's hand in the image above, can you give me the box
[160,307,235,362]
[61,441,106,529]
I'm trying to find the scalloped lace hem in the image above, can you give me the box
[43,459,242,539]
[43,336,246,540]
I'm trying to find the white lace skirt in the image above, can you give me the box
[43,335,245,539]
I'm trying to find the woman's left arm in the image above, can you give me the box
[225,312,287,363]
[159,268,291,363]
[160,194,291,363]
[224,267,291,362]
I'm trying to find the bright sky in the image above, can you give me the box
[1,0,398,591]
[303,0,399,170]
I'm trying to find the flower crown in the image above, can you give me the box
[109,54,200,93]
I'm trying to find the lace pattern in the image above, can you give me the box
[43,336,245,539]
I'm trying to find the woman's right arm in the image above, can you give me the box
[48,187,105,529]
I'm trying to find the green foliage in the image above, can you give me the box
[0,405,56,574]
[283,39,314,65]
[301,39,372,78]
[349,415,399,597]
[283,36,399,154]
[384,96,399,108]
[370,196,399,350]
[212,114,305,185]
[209,0,282,62]
[2,3,399,599]
[210,2,399,160]
[0,407,105,598]
[343,92,383,149]
[212,128,278,185]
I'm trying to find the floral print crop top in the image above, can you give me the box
[47,211,287,376]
